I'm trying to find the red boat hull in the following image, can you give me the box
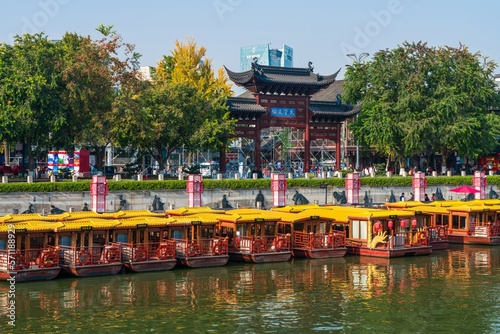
[0,267,61,282]
[448,235,500,245]
[62,263,123,277]
[177,255,229,268]
[347,245,432,258]
[124,259,177,272]
[292,247,347,259]
[228,251,292,263]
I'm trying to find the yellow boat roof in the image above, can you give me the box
[217,209,282,223]
[0,221,64,233]
[405,205,450,214]
[384,201,429,208]
[278,208,345,223]
[446,205,494,213]
[114,217,174,228]
[165,206,226,216]
[271,204,321,213]
[168,215,219,226]
[0,213,56,223]
[56,219,122,231]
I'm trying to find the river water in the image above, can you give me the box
[1,245,499,333]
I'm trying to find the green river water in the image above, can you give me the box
[1,244,499,334]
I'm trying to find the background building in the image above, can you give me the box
[240,44,293,71]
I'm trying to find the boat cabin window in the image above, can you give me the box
[351,220,368,240]
[264,223,275,236]
[93,232,106,247]
[200,227,214,239]
[171,228,183,239]
[436,214,449,226]
[278,223,292,235]
[76,232,90,247]
[250,224,261,237]
[30,235,44,249]
[451,215,466,229]
[293,223,305,232]
[332,224,345,232]
[148,230,161,243]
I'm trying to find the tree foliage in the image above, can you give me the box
[344,41,500,168]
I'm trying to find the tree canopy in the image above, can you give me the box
[343,41,500,169]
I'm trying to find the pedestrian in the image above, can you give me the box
[400,192,405,201]
[424,194,430,202]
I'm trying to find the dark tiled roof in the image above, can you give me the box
[227,97,267,120]
[224,64,340,95]
[309,101,361,117]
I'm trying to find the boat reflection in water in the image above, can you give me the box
[0,246,499,333]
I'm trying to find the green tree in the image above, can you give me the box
[344,42,500,170]
[121,38,235,170]
[72,25,142,170]
[0,33,64,171]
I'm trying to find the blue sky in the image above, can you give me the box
[1,0,499,80]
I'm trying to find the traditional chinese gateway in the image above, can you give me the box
[224,60,360,173]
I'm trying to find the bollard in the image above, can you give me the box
[158,174,164,181]
[69,207,74,212]
[321,171,327,179]
[114,174,122,181]
[217,173,223,180]
[50,175,56,183]
[370,171,375,177]
[305,173,310,179]
[386,172,392,178]
[27,176,33,183]
[252,173,258,180]
[461,171,466,177]
[256,201,262,209]
[72,174,78,182]
[337,171,343,178]
[178,172,183,180]
[446,171,452,177]
[137,174,143,181]
[489,170,494,176]
[169,203,175,210]
[287,172,293,179]
[1,176,8,184]
[432,171,437,177]
[402,171,408,177]
[234,173,240,180]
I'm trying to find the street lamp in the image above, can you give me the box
[346,53,369,63]
[346,53,369,171]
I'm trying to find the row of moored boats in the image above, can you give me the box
[1,198,500,282]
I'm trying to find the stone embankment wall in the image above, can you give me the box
[0,184,496,216]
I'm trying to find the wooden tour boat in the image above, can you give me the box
[325,207,432,258]
[401,206,449,250]
[112,217,177,272]
[56,219,124,277]
[277,207,347,259]
[167,213,230,268]
[0,220,64,282]
[446,204,500,245]
[217,209,292,263]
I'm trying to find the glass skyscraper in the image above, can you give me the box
[240,44,293,71]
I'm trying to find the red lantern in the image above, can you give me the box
[412,219,418,228]
[400,220,406,228]
[388,220,394,229]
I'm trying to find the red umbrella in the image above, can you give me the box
[449,185,480,194]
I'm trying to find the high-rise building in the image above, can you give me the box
[240,44,293,71]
